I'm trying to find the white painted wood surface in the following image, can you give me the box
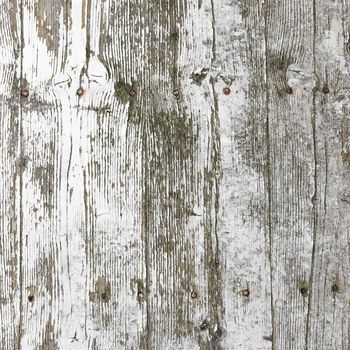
[0,0,348,349]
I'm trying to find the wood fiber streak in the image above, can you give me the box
[19,1,68,348]
[265,0,317,348]
[0,0,348,349]
[214,0,273,348]
[0,1,21,349]
[306,1,350,349]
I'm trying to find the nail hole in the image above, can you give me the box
[331,283,339,293]
[214,327,223,339]
[286,86,293,94]
[200,320,209,331]
[28,295,34,302]
[129,89,136,97]
[300,287,308,296]
[137,291,144,300]
[20,89,29,98]
[241,289,250,297]
[223,87,231,95]
[76,88,84,96]
[322,85,330,94]
[190,291,198,299]
[101,292,108,300]
[173,89,180,98]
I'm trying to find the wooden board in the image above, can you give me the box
[0,0,348,349]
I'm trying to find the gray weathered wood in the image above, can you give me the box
[0,0,348,349]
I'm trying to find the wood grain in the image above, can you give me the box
[0,0,348,349]
[307,1,350,349]
[0,2,21,349]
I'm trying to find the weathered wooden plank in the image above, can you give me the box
[306,1,350,348]
[81,1,147,348]
[18,0,146,348]
[0,1,21,349]
[102,0,220,347]
[0,0,349,349]
[265,0,317,348]
[213,0,273,348]
[19,1,72,348]
[0,1,22,349]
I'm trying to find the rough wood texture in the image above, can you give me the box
[0,0,348,349]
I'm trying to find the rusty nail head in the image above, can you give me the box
[215,328,223,338]
[28,295,34,302]
[322,85,330,94]
[138,291,144,299]
[129,89,136,97]
[173,89,180,97]
[21,89,29,97]
[300,287,307,295]
[331,284,339,293]
[223,87,231,95]
[101,292,108,300]
[76,88,84,96]
[242,289,250,297]
[191,291,198,299]
[200,320,209,330]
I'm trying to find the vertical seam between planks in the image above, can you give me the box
[17,0,24,348]
[209,0,224,338]
[305,0,318,348]
[85,0,92,73]
[210,0,219,267]
[83,0,91,340]
[142,121,151,350]
[263,0,275,348]
[210,0,216,62]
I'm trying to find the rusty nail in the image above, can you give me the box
[173,89,180,98]
[76,88,84,96]
[191,291,198,299]
[223,87,231,95]
[287,86,293,94]
[137,291,144,300]
[242,289,250,297]
[101,292,108,300]
[214,328,223,338]
[331,283,339,293]
[28,295,34,302]
[200,320,209,331]
[322,85,330,94]
[129,89,136,97]
[20,89,29,97]
[300,287,308,295]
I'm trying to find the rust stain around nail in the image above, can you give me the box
[322,85,330,94]
[21,89,29,97]
[331,283,339,293]
[242,289,250,297]
[200,320,209,330]
[190,291,198,299]
[76,88,84,96]
[223,87,231,95]
[300,287,308,295]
